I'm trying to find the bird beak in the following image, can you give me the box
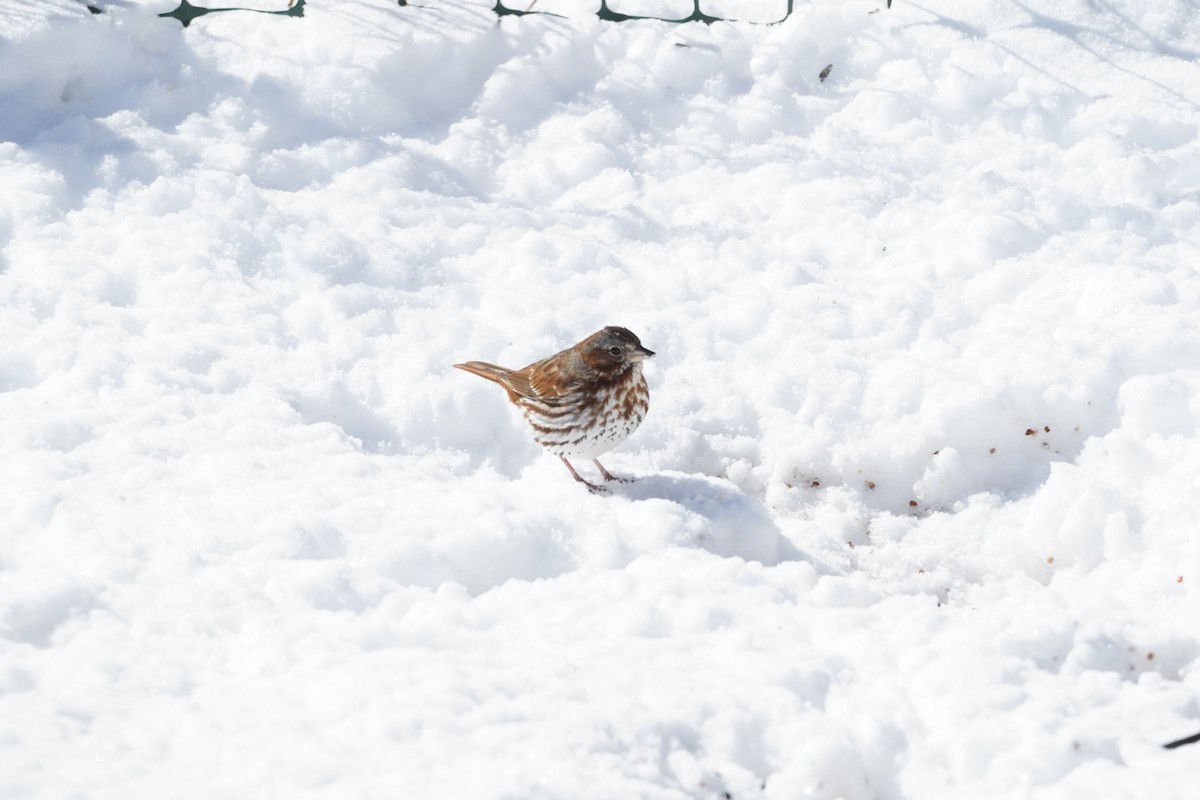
[634,345,655,360]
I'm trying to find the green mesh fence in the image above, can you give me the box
[136,0,894,29]
[158,0,306,27]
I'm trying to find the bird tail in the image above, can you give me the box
[453,361,513,385]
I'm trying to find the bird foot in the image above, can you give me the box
[593,459,632,484]
[561,457,610,493]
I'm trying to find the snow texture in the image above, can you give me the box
[2,0,1200,797]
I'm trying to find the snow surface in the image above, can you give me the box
[3,0,1200,796]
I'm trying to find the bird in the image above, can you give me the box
[454,326,654,492]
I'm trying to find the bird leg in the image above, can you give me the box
[593,459,632,483]
[561,457,607,493]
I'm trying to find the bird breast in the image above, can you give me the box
[518,363,648,458]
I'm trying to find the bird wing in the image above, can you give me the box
[456,353,578,407]
[455,359,559,405]
[515,359,578,406]
[500,368,539,401]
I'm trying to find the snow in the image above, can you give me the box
[2,0,1200,796]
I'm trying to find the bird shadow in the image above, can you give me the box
[608,470,807,567]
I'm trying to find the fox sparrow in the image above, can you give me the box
[454,326,654,492]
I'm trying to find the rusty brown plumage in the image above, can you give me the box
[454,326,654,492]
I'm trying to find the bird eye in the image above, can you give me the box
[609,346,622,356]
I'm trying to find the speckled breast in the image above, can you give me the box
[520,364,648,459]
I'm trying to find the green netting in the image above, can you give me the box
[158,0,306,27]
[146,0,851,28]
